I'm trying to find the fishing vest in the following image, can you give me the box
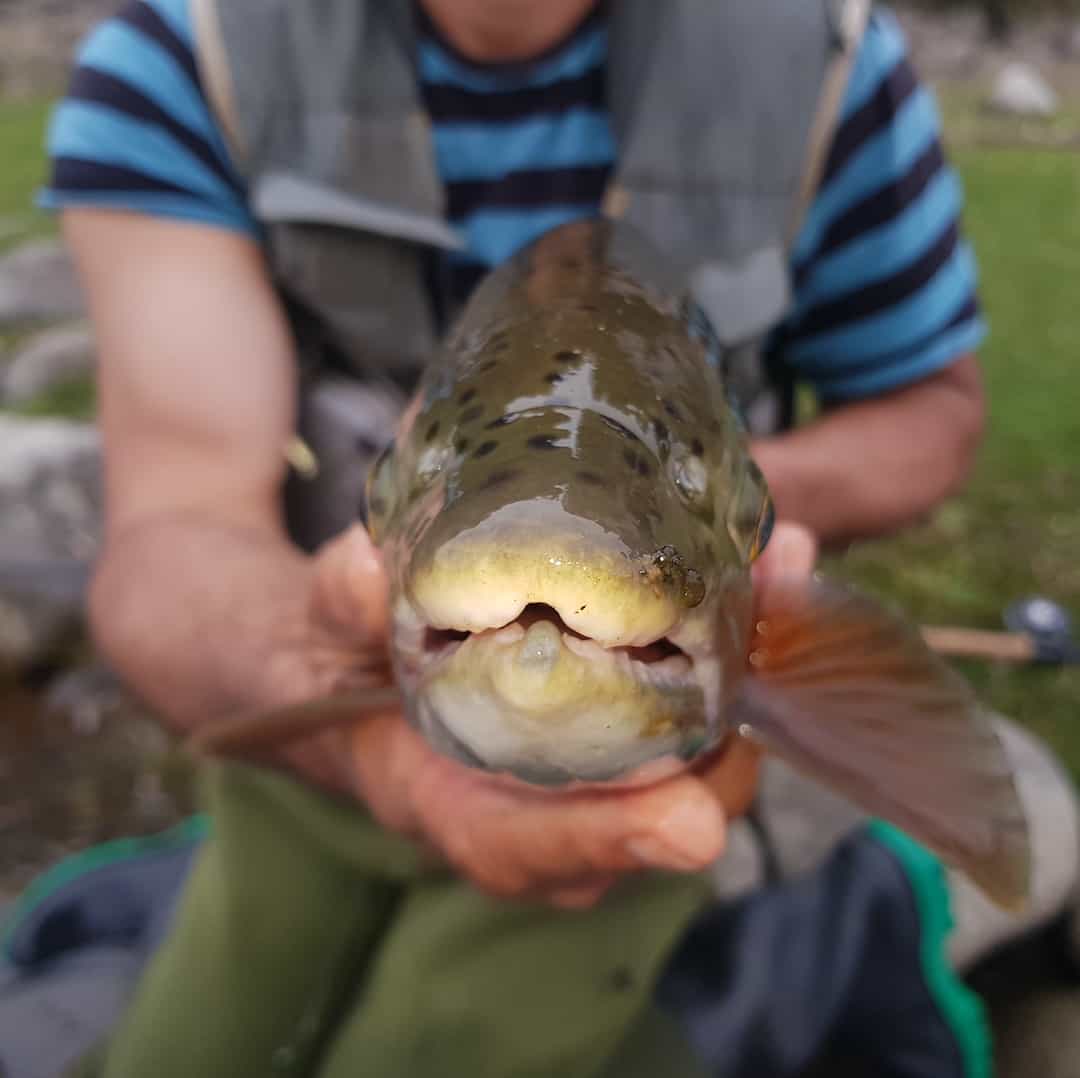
[190,0,870,546]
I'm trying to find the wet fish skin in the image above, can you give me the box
[367,221,770,785]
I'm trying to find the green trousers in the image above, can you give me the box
[72,763,713,1078]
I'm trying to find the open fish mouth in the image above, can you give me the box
[389,598,722,784]
[418,603,697,689]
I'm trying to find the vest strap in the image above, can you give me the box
[787,0,873,246]
[190,0,246,168]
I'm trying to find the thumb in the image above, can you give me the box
[311,523,390,641]
[751,520,818,587]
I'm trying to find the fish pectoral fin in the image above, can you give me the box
[735,578,1031,912]
[186,686,401,759]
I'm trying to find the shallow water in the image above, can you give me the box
[0,677,194,900]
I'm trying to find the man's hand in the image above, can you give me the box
[319,520,818,909]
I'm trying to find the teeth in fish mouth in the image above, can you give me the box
[561,631,693,684]
[420,604,695,687]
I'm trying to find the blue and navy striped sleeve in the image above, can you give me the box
[784,11,985,401]
[40,0,254,235]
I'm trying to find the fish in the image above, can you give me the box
[191,219,1030,911]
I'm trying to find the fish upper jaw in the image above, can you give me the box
[402,499,704,649]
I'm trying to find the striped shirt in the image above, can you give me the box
[41,0,985,402]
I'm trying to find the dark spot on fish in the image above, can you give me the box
[543,371,562,385]
[577,470,604,486]
[555,349,580,363]
[460,404,484,424]
[454,437,470,454]
[690,437,705,457]
[474,441,498,458]
[478,359,498,373]
[480,468,519,491]
[354,434,379,455]
[662,400,682,421]
[486,414,515,429]
[527,434,559,451]
[577,604,588,613]
[609,967,634,993]
[424,421,440,443]
[367,495,386,517]
[579,302,599,313]
[559,256,581,271]
[623,448,649,475]
[458,388,477,406]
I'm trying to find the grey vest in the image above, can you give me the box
[190,0,868,545]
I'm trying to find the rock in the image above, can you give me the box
[42,662,129,735]
[0,416,101,560]
[986,61,1060,118]
[2,322,95,405]
[0,416,100,668]
[0,239,84,326]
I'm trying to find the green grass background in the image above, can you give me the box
[1,96,1078,770]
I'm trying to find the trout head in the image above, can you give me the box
[367,251,773,785]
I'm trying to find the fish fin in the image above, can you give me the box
[736,578,1031,912]
[186,686,401,759]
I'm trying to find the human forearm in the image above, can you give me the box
[750,355,985,545]
[89,514,323,730]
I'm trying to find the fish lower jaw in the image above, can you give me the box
[389,606,728,785]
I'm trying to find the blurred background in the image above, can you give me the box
[0,1,1078,1072]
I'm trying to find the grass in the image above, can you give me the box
[0,96,1077,769]
[826,145,1080,775]
[7,375,96,421]
[0,98,54,252]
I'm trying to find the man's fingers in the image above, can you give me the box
[751,520,818,587]
[310,523,390,641]
[547,877,618,910]
[412,764,727,899]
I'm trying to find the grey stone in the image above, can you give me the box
[0,239,84,326]
[0,416,100,668]
[0,416,100,560]
[987,61,1060,118]
[2,322,95,405]
[43,662,129,735]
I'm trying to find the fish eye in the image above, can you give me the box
[726,457,772,562]
[670,451,708,506]
[365,443,396,540]
[414,443,451,487]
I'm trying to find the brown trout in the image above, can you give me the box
[196,220,1029,910]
